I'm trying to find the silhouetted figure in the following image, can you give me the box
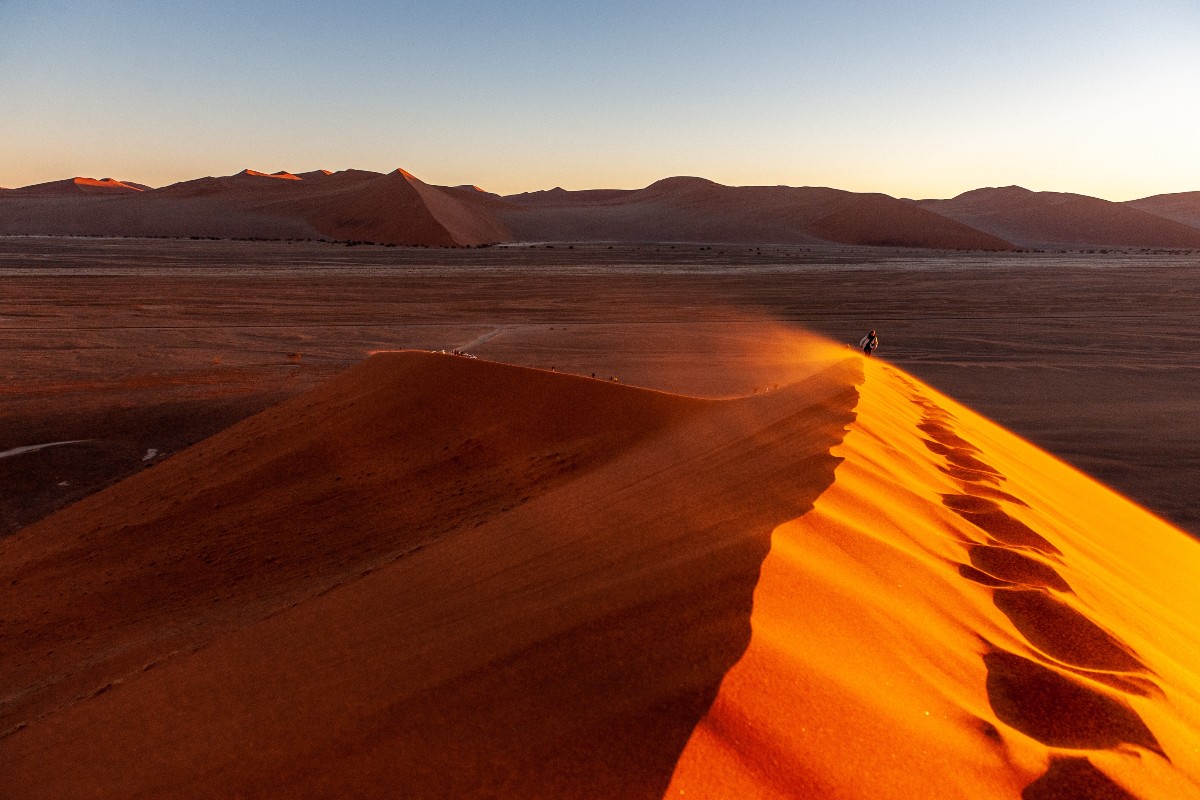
[859,330,879,356]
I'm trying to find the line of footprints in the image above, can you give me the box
[883,367,1163,800]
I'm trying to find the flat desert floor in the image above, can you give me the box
[3,236,1198,538]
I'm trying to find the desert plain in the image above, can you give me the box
[2,235,1200,798]
[3,236,1197,536]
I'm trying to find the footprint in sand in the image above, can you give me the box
[941,494,1061,555]
[906,390,1166,794]
[964,545,1070,591]
[1021,757,1141,800]
[991,589,1146,673]
[983,650,1163,755]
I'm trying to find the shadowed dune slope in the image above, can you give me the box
[254,169,465,246]
[1126,191,1200,231]
[502,177,1016,249]
[3,348,1200,798]
[919,186,1200,248]
[0,349,860,798]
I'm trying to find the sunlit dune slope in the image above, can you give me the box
[668,354,1200,799]
[3,348,1199,799]
[8,176,146,195]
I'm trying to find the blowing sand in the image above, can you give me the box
[1,347,1198,798]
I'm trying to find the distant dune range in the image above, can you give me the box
[1125,191,1200,231]
[917,186,1200,249]
[4,168,1200,248]
[2,348,1199,798]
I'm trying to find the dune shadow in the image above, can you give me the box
[959,563,1018,588]
[1021,757,1142,800]
[334,362,865,799]
[968,546,1071,592]
[911,388,1166,789]
[983,650,1163,755]
[923,439,1005,476]
[938,463,1003,486]
[918,420,983,453]
[992,589,1145,673]
[942,495,1061,555]
[957,484,1030,506]
[1057,665,1161,699]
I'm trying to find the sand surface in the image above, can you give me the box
[2,237,1197,537]
[2,346,1198,798]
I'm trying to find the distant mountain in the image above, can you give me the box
[0,168,511,246]
[501,177,1016,250]
[918,186,1200,249]
[3,170,1198,249]
[1124,191,1200,231]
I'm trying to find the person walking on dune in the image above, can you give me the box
[859,330,879,356]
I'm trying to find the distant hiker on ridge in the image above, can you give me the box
[859,330,879,356]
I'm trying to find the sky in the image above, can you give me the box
[1,0,1198,199]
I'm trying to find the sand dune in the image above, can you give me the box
[0,168,509,245]
[6,168,1199,248]
[253,168,511,245]
[920,186,1200,249]
[1126,191,1200,231]
[2,345,1198,798]
[502,177,1016,249]
[8,176,146,195]
[667,355,1200,798]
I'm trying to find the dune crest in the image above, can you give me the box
[238,169,302,180]
[6,168,1200,247]
[8,176,145,195]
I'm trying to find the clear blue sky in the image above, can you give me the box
[2,0,1198,198]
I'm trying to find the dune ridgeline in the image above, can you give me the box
[6,168,1200,249]
[2,344,1198,798]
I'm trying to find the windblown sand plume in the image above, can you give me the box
[1,345,1198,798]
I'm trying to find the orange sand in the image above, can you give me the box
[667,353,1200,798]
[2,345,1198,798]
[72,177,145,191]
